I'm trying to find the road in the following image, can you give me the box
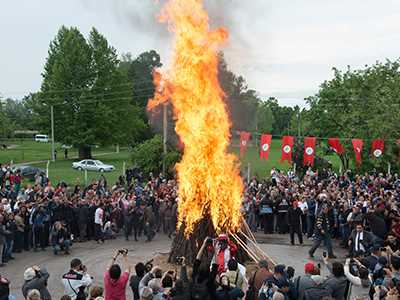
[2,232,347,299]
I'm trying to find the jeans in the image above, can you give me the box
[95,224,104,241]
[309,233,334,257]
[290,225,303,245]
[53,240,71,254]
[2,240,13,262]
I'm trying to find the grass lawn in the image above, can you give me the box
[231,138,342,177]
[2,138,344,186]
[34,152,131,186]
[0,140,117,164]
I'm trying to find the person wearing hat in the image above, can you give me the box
[293,262,318,300]
[309,205,337,259]
[22,265,51,300]
[211,234,238,274]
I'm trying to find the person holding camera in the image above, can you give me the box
[104,249,132,300]
[22,265,51,300]
[62,258,93,300]
[50,221,71,255]
[344,258,371,299]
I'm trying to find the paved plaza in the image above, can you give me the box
[1,233,346,299]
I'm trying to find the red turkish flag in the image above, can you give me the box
[260,134,272,160]
[303,137,317,166]
[352,139,363,165]
[240,132,251,157]
[371,139,384,158]
[281,136,294,163]
[328,138,344,155]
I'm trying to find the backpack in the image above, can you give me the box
[303,285,331,300]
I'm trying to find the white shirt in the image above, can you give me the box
[355,231,365,252]
[94,208,103,226]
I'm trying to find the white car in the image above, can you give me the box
[72,160,115,172]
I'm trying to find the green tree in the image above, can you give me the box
[30,27,147,158]
[131,135,181,176]
[2,98,34,130]
[257,101,274,133]
[264,97,296,135]
[305,60,400,172]
[0,99,14,138]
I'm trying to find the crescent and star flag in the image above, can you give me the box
[303,137,317,166]
[240,131,251,157]
[352,139,363,165]
[371,139,384,158]
[260,134,272,160]
[328,138,344,155]
[281,136,294,163]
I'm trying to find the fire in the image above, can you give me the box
[148,0,244,237]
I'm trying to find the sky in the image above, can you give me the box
[1,0,400,107]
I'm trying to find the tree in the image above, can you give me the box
[2,98,34,130]
[0,99,14,138]
[257,101,274,133]
[130,135,181,176]
[31,27,147,158]
[218,53,261,132]
[304,60,400,172]
[264,97,296,135]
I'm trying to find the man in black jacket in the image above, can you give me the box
[77,200,89,242]
[348,223,374,257]
[309,204,337,258]
[288,201,303,245]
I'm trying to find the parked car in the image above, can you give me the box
[72,159,115,172]
[34,134,49,142]
[12,165,46,181]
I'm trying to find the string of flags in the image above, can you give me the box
[239,132,390,166]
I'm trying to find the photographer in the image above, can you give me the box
[50,221,71,255]
[344,258,371,299]
[62,258,93,300]
[22,265,51,300]
[130,262,147,300]
[104,249,132,300]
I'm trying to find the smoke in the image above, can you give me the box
[80,0,268,75]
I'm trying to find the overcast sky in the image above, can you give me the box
[1,0,400,106]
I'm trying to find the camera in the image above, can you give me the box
[118,248,129,255]
[380,247,387,252]
[145,259,154,273]
[175,256,184,264]
[322,251,327,258]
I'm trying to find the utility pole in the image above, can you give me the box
[162,102,168,175]
[51,105,55,162]
[297,111,301,138]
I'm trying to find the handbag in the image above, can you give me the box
[245,270,258,300]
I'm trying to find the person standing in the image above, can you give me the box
[288,201,303,245]
[94,203,104,243]
[276,197,289,234]
[22,265,51,300]
[309,204,337,259]
[77,200,89,242]
[104,250,131,300]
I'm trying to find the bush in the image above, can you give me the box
[130,135,181,177]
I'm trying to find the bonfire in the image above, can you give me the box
[148,0,267,263]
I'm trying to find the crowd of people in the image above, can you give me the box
[1,162,400,299]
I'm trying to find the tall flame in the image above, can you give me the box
[149,0,243,237]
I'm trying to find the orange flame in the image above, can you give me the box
[148,0,243,237]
